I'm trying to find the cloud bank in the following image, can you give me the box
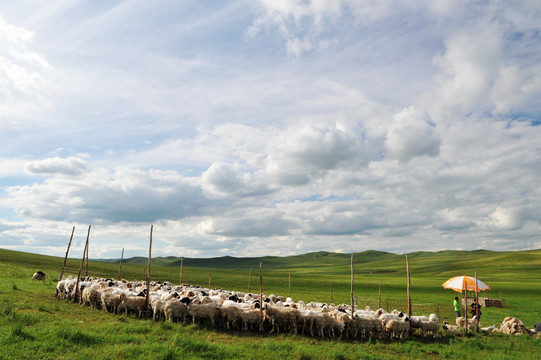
[0,1,540,259]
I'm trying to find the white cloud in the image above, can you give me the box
[25,156,87,176]
[384,106,441,161]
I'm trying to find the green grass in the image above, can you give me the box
[0,247,540,359]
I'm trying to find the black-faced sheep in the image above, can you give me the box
[32,271,47,284]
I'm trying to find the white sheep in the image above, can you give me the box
[82,284,102,309]
[119,293,147,318]
[151,298,166,321]
[101,288,123,314]
[239,308,264,331]
[500,317,534,336]
[313,312,345,338]
[418,320,439,337]
[352,315,384,339]
[385,318,410,339]
[187,302,219,327]
[220,303,246,330]
[164,300,188,323]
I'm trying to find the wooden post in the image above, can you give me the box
[59,226,75,281]
[406,254,411,317]
[350,254,355,317]
[179,257,183,286]
[84,233,89,277]
[475,271,480,332]
[248,268,252,293]
[378,281,382,309]
[145,225,153,315]
[288,273,291,298]
[73,228,90,303]
[330,283,333,305]
[259,262,263,316]
[464,277,468,332]
[118,248,124,280]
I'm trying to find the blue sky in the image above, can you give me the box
[0,0,540,259]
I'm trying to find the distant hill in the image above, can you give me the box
[2,247,541,276]
[91,248,541,273]
[95,250,402,269]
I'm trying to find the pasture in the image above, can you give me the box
[0,248,540,359]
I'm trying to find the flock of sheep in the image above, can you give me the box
[53,275,540,340]
[54,276,442,340]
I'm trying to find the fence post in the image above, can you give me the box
[145,225,153,315]
[378,281,382,309]
[406,254,411,317]
[118,248,124,280]
[248,268,252,293]
[73,226,90,303]
[59,226,75,281]
[288,273,291,298]
[179,257,184,286]
[259,262,263,319]
[350,254,355,317]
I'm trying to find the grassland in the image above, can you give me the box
[0,248,540,359]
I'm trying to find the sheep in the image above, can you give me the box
[187,302,219,327]
[32,271,46,284]
[442,322,462,335]
[351,315,384,339]
[82,284,102,309]
[410,315,429,329]
[263,305,299,334]
[330,310,353,337]
[151,298,166,321]
[119,293,148,318]
[164,300,188,323]
[220,304,245,330]
[55,278,68,298]
[417,320,439,337]
[101,288,123,314]
[239,308,264,331]
[313,312,345,338]
[500,317,534,336]
[454,315,480,331]
[456,315,479,330]
[385,318,410,340]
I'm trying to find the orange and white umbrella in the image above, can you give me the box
[442,275,491,293]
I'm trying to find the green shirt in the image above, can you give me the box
[453,299,460,312]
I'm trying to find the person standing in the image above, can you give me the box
[453,296,461,317]
[470,298,482,319]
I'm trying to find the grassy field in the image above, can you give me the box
[0,248,539,359]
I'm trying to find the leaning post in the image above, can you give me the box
[73,226,90,303]
[59,226,75,281]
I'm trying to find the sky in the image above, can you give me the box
[0,0,540,260]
